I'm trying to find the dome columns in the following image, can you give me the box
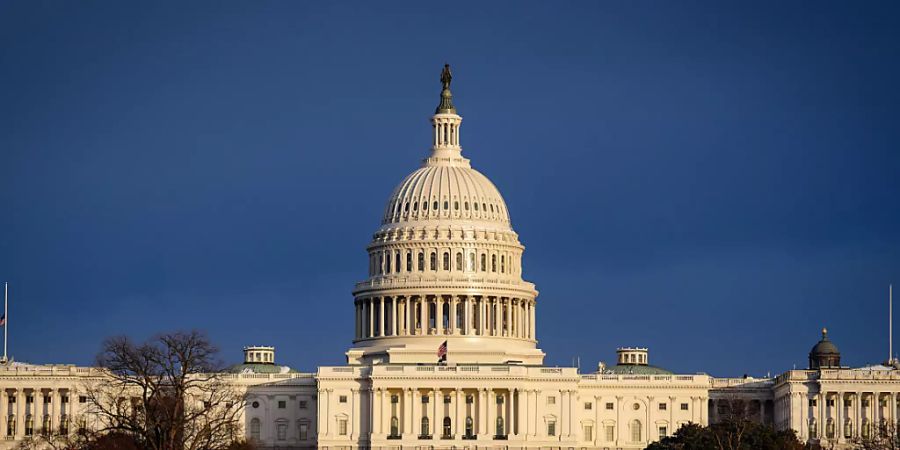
[353,294,537,342]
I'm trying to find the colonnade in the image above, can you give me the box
[1,388,74,440]
[367,387,550,440]
[785,391,899,444]
[354,295,536,340]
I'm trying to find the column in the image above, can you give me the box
[50,389,58,435]
[0,390,7,438]
[487,390,495,437]
[420,296,428,335]
[455,389,462,438]
[505,298,512,336]
[493,298,500,336]
[530,302,536,339]
[478,297,485,335]
[413,389,421,437]
[818,392,824,439]
[392,297,398,336]
[435,298,444,336]
[354,301,360,339]
[479,389,488,436]
[856,392,861,438]
[15,389,24,439]
[368,298,375,338]
[462,297,470,335]
[450,296,458,335]
[432,388,440,437]
[378,297,385,337]
[405,298,412,336]
[515,389,524,437]
[836,392,843,443]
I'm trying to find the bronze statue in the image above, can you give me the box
[441,64,452,90]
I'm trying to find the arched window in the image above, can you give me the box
[406,252,412,272]
[456,253,463,271]
[861,418,869,438]
[826,418,835,439]
[810,418,818,438]
[480,254,486,271]
[385,253,391,273]
[250,418,261,441]
[629,419,642,442]
[469,253,475,271]
[492,255,497,272]
[430,252,437,271]
[423,201,428,211]
[395,252,401,273]
[454,201,459,210]
[418,252,425,271]
[482,203,487,211]
[298,420,309,440]
[390,416,399,437]
[443,201,449,210]
[413,201,418,211]
[501,255,505,273]
[474,202,479,211]
[465,416,474,438]
[404,202,409,212]
[443,417,452,438]
[421,417,430,437]
[276,419,288,441]
[844,419,853,438]
[433,201,439,210]
[443,252,450,271]
[496,416,505,437]
[464,202,469,210]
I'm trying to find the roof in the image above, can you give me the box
[602,364,673,375]
[810,328,840,356]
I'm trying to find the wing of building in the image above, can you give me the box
[1,67,897,450]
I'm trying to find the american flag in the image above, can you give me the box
[0,314,5,327]
[437,340,447,363]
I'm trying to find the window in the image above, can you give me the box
[444,395,451,404]
[454,201,459,210]
[443,417,452,438]
[584,424,593,441]
[299,400,308,409]
[338,419,348,436]
[605,425,615,442]
[385,253,391,272]
[465,417,474,438]
[496,395,504,405]
[299,422,309,440]
[862,399,869,407]
[501,255,505,273]
[406,252,412,271]
[605,402,614,410]
[547,420,556,437]
[659,426,668,438]
[496,416,505,437]
[633,403,640,411]
[443,201,449,210]
[466,395,474,404]
[277,420,288,441]
[480,254,486,271]
[418,252,425,271]
[826,418,835,439]
[844,419,853,438]
[391,416,400,437]
[469,253,475,271]
[845,399,852,407]
[433,201,439,210]
[422,395,430,404]
[339,395,347,403]
[584,402,592,410]
[826,399,835,407]
[680,403,689,411]
[278,400,286,409]
[443,252,450,271]
[252,401,260,408]
[809,399,817,407]
[421,417,430,437]
[79,396,87,404]
[395,252,401,273]
[430,252,437,271]
[631,420,642,442]
[250,418,261,441]
[464,202,469,210]
[491,255,497,272]
[391,395,399,404]
[474,202,479,211]
[456,253,463,271]
[547,396,557,405]
[659,403,667,411]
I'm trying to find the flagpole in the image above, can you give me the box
[3,282,7,363]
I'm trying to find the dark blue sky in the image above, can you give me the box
[1,2,898,377]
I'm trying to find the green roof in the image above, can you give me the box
[603,364,673,375]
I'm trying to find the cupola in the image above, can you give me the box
[808,328,841,369]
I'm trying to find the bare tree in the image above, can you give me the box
[850,421,900,450]
[82,331,245,450]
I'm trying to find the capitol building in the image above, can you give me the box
[1,66,899,450]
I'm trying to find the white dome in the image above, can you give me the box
[381,162,511,228]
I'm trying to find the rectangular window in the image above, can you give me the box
[278,401,286,409]
[605,425,615,441]
[809,399,817,407]
[422,395,430,404]
[680,403,689,411]
[584,424,593,441]
[659,426,668,438]
[547,421,556,437]
[605,402,614,410]
[826,399,834,407]
[339,395,347,403]
[338,419,348,436]
[277,422,287,440]
[584,402,592,410]
[79,396,87,404]
[299,423,309,440]
[444,395,451,404]
[299,400,308,409]
[659,403,667,411]
[391,395,399,404]
[466,395,474,404]
[862,400,869,407]
[844,399,852,407]
[496,395,504,404]
[547,396,556,405]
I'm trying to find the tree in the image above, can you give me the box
[849,421,900,450]
[82,330,245,450]
[646,419,805,450]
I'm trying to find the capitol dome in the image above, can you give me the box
[347,65,544,366]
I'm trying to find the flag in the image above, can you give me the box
[437,340,447,363]
[0,314,5,327]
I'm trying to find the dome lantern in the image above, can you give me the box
[428,64,466,165]
[808,327,841,369]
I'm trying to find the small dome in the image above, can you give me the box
[381,163,511,228]
[809,328,841,369]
